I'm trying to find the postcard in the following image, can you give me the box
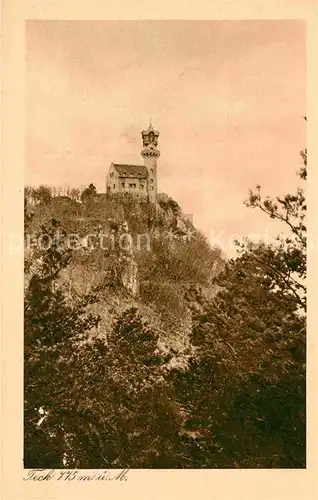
[1,1,318,499]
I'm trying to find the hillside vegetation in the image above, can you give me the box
[25,192,222,352]
[24,153,306,468]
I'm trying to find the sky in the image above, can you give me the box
[26,20,306,255]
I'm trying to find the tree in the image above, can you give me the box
[24,216,179,468]
[33,185,52,205]
[171,151,307,468]
[81,183,97,203]
[70,187,81,202]
[24,218,102,466]
[244,173,306,312]
[86,307,180,468]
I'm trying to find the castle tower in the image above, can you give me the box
[141,122,160,203]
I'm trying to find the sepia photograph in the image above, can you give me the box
[24,19,306,470]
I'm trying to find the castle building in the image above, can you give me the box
[106,122,160,203]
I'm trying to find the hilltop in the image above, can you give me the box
[25,191,223,357]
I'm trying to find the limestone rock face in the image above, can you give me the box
[118,220,139,297]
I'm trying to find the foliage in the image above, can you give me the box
[25,148,306,468]
[24,218,102,466]
[171,158,307,468]
[244,166,306,312]
[81,183,97,202]
[158,196,181,216]
[24,217,179,467]
[25,185,52,205]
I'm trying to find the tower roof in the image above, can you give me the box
[141,121,159,136]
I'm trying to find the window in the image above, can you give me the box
[110,172,114,178]
[150,168,153,174]
[150,179,154,183]
[151,187,154,190]
[121,182,125,188]
[113,184,115,189]
[129,183,136,189]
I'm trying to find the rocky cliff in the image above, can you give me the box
[25,193,223,356]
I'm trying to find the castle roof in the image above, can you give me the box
[113,163,148,178]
